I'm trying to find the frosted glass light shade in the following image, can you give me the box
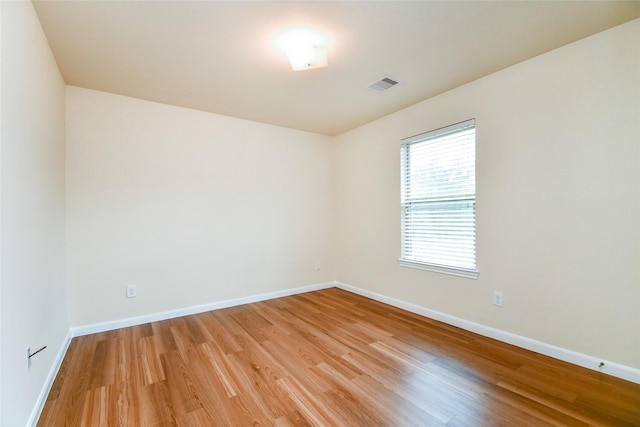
[287,45,328,70]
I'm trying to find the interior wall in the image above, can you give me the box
[0,2,68,426]
[66,87,334,327]
[334,19,640,369]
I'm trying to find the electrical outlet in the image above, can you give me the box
[26,346,31,370]
[493,291,504,307]
[314,262,321,271]
[126,284,137,298]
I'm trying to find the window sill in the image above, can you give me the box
[398,259,478,279]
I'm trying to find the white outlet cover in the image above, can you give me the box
[493,291,504,307]
[126,284,137,298]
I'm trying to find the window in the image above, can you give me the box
[399,119,477,279]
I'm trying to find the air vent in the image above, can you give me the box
[368,76,399,92]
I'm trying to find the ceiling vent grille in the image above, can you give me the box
[368,76,399,92]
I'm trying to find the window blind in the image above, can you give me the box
[400,119,477,278]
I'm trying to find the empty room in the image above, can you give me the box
[2,1,640,426]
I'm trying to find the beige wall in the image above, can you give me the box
[66,87,335,326]
[0,1,68,425]
[334,19,640,368]
[3,9,639,425]
[62,18,640,371]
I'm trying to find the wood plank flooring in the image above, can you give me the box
[38,288,640,426]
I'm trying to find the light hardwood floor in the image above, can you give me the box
[38,288,640,426]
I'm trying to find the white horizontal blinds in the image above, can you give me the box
[401,119,476,272]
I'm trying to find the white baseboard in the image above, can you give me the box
[335,281,640,384]
[27,328,73,427]
[31,279,639,427]
[32,281,336,425]
[70,281,337,337]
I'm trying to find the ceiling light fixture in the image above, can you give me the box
[277,26,328,71]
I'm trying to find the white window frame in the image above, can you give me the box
[399,119,478,279]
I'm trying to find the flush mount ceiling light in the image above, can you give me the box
[277,26,328,71]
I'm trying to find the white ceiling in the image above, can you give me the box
[33,1,640,136]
